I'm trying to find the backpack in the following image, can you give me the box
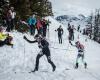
[78,44,84,52]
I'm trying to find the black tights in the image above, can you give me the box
[34,50,55,70]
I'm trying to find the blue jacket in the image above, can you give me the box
[27,17,36,26]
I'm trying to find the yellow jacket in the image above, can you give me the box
[0,32,7,41]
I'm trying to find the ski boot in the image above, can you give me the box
[30,69,38,73]
[84,63,87,69]
[53,65,56,72]
[75,63,78,69]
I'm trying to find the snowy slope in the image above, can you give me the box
[0,17,100,80]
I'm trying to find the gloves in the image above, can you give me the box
[23,36,27,40]
[38,45,43,48]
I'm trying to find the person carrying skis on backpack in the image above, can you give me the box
[67,23,73,45]
[75,41,87,69]
[55,25,63,44]
[23,34,56,72]
[70,25,75,41]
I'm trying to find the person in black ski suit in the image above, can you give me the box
[69,25,75,41]
[55,25,63,44]
[23,34,56,72]
[77,25,80,32]
[67,23,73,45]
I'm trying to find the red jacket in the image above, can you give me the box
[36,19,42,30]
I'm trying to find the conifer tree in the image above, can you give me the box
[9,0,53,19]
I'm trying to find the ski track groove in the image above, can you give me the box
[81,70,100,80]
[62,69,75,80]
[13,71,45,80]
[35,72,45,80]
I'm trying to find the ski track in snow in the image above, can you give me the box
[0,17,100,80]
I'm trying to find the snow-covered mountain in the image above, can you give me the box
[0,17,100,80]
[56,15,79,22]
[56,14,86,22]
[55,14,89,31]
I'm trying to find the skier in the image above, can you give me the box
[70,25,75,41]
[55,25,63,44]
[67,23,73,45]
[68,24,75,45]
[74,41,87,69]
[67,23,71,33]
[23,34,56,72]
[77,25,80,32]
[83,28,86,35]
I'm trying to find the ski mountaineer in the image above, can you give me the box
[67,23,73,45]
[23,34,56,72]
[77,25,80,32]
[70,25,75,41]
[55,25,63,44]
[74,41,87,69]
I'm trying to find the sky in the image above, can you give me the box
[49,0,100,16]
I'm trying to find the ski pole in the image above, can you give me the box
[23,36,26,69]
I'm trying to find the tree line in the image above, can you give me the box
[87,9,100,43]
[0,0,53,21]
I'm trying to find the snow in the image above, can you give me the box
[0,16,100,80]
